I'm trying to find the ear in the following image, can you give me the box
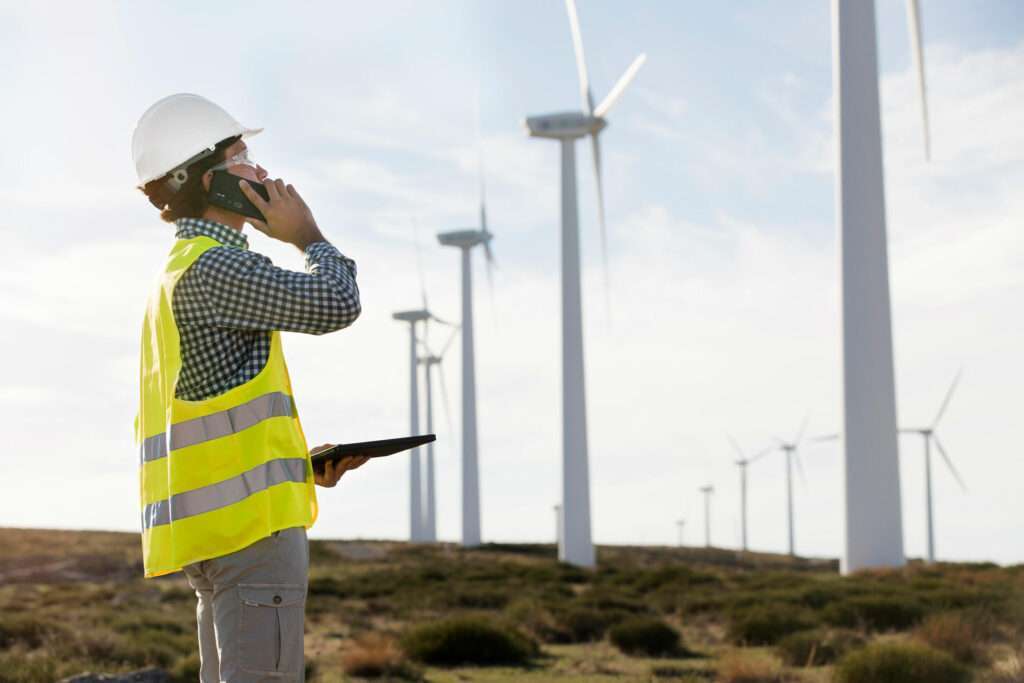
[202,170,213,193]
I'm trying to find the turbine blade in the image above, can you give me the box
[483,233,496,309]
[429,313,455,328]
[411,217,428,311]
[565,0,594,114]
[906,0,932,161]
[594,53,647,118]
[591,132,611,317]
[415,333,433,356]
[438,361,455,442]
[439,324,461,358]
[812,433,840,442]
[748,446,774,464]
[794,415,809,446]
[727,434,745,460]
[931,367,963,429]
[933,436,967,493]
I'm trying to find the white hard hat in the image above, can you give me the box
[131,93,262,188]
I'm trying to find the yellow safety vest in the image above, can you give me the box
[135,235,318,578]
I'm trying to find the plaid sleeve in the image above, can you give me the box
[191,241,361,334]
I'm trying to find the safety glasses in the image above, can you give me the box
[209,149,258,173]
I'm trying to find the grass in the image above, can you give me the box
[0,527,1021,682]
[834,641,971,683]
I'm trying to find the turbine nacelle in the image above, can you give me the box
[392,309,432,323]
[438,229,491,249]
[524,112,606,140]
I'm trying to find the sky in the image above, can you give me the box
[0,1,1021,565]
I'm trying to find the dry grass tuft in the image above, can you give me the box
[914,611,989,665]
[342,633,417,679]
[716,650,784,683]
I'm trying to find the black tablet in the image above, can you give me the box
[310,435,436,474]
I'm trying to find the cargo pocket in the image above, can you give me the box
[238,584,306,677]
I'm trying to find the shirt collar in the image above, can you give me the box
[174,217,249,251]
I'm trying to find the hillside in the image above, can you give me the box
[0,528,1021,682]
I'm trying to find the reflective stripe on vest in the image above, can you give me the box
[135,235,317,578]
[139,391,294,465]
[142,457,307,529]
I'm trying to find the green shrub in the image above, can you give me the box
[775,628,864,667]
[579,588,648,614]
[608,617,681,657]
[400,616,537,666]
[557,607,627,643]
[823,595,926,631]
[727,605,817,646]
[505,599,570,643]
[834,642,970,683]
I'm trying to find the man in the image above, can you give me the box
[132,93,365,682]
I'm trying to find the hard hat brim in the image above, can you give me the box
[134,125,264,189]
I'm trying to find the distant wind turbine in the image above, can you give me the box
[523,0,647,568]
[437,149,494,549]
[393,308,431,542]
[770,417,810,557]
[393,250,453,542]
[676,519,686,547]
[900,370,968,563]
[728,435,772,553]
[698,485,714,549]
[418,326,460,543]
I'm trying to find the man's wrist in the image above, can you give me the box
[294,226,326,251]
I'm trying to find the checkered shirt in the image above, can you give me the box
[170,218,361,401]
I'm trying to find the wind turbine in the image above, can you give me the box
[900,370,968,563]
[727,436,772,553]
[771,418,810,558]
[394,248,453,543]
[437,144,495,549]
[698,485,714,549]
[392,309,431,542]
[417,326,460,543]
[833,0,931,573]
[676,519,686,547]
[523,0,646,568]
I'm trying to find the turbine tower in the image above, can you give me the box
[524,0,646,568]
[833,0,931,573]
[728,436,771,553]
[554,504,563,546]
[437,182,494,549]
[771,418,810,558]
[418,326,459,543]
[392,309,431,542]
[698,485,714,549]
[900,370,968,563]
[676,519,685,547]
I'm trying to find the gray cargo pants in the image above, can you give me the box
[182,526,309,682]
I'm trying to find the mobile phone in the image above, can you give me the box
[207,170,269,221]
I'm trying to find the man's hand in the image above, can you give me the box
[310,443,370,488]
[239,178,325,251]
